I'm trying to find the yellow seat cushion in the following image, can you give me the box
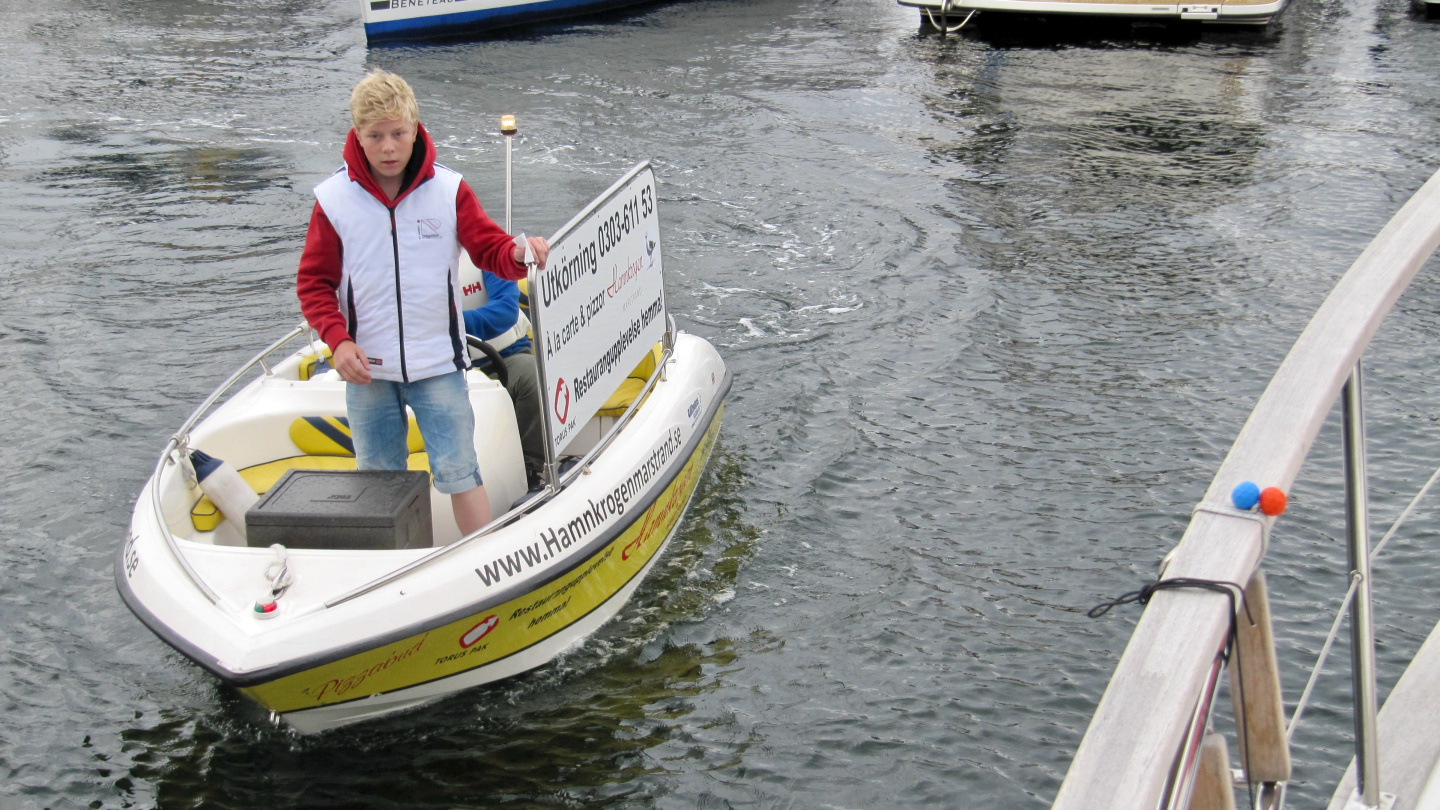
[190,452,431,532]
[596,343,664,418]
[298,347,333,381]
[288,416,424,456]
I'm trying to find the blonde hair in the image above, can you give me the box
[349,70,420,129]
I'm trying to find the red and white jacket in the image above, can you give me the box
[297,124,526,383]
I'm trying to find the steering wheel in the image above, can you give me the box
[465,336,510,391]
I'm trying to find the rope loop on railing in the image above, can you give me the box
[168,434,197,484]
[1089,578,1254,642]
[265,545,294,598]
[1089,577,1257,808]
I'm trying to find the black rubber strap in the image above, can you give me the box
[1089,576,1259,804]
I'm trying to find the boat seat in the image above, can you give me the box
[298,347,333,381]
[288,415,424,456]
[595,343,663,417]
[189,416,427,532]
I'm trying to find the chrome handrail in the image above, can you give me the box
[149,437,223,605]
[146,324,309,606]
[1163,650,1228,810]
[1343,367,1382,806]
[145,314,676,611]
[174,325,307,441]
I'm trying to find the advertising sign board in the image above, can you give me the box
[531,163,666,455]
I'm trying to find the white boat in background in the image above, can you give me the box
[116,161,731,734]
[361,0,668,42]
[897,0,1284,32]
[1051,169,1440,810]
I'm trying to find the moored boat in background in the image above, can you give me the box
[362,0,673,43]
[897,0,1285,32]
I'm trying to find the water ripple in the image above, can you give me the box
[6,0,1440,806]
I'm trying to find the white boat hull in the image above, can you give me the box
[278,513,681,734]
[118,331,728,733]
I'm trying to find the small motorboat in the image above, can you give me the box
[117,161,730,734]
[362,0,672,43]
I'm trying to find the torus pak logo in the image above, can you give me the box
[460,615,499,648]
[554,378,571,424]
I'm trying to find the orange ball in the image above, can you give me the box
[1259,487,1287,516]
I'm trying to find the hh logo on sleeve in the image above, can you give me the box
[417,219,441,239]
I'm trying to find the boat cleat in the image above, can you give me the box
[253,544,294,620]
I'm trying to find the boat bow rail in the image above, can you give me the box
[138,315,688,615]
[145,324,309,606]
[1052,168,1440,810]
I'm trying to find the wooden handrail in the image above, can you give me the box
[1052,168,1440,810]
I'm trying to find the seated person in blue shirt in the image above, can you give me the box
[464,270,543,485]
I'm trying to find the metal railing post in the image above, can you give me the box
[501,114,516,233]
[1343,363,1382,807]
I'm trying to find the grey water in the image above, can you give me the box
[5,0,1440,806]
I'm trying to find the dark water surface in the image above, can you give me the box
[6,0,1440,806]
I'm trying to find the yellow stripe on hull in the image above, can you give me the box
[241,406,723,716]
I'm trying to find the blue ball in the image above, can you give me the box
[1232,481,1261,510]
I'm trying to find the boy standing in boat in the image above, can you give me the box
[297,70,548,535]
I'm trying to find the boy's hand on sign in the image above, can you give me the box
[513,235,550,270]
[528,236,549,270]
[334,340,372,385]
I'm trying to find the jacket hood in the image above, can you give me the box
[343,121,436,208]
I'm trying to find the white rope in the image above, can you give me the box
[264,544,293,598]
[923,5,974,33]
[1284,455,1440,741]
[306,327,326,368]
[1191,500,1274,554]
[1287,572,1362,742]
[1370,461,1440,563]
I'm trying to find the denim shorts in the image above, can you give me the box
[346,371,483,495]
